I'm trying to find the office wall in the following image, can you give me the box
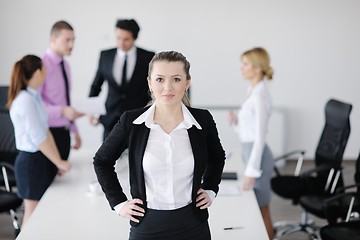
[1,0,359,159]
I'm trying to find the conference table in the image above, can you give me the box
[16,149,268,240]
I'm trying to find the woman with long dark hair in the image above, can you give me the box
[7,55,71,227]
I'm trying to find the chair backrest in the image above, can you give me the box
[315,99,352,170]
[0,86,18,164]
[355,152,360,193]
[0,86,9,110]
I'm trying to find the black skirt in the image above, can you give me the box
[129,204,211,240]
[14,151,58,200]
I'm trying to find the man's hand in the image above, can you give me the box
[72,132,81,149]
[88,115,100,126]
[62,106,84,121]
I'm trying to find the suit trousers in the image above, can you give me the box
[50,127,71,160]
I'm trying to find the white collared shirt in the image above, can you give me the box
[9,87,48,152]
[113,46,137,85]
[136,103,200,210]
[114,103,215,213]
[236,81,272,177]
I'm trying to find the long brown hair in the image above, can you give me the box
[7,55,42,109]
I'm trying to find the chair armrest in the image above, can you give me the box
[0,162,15,173]
[335,183,360,194]
[273,150,306,162]
[323,192,355,207]
[323,191,357,223]
[273,150,306,177]
[1,162,15,192]
[300,165,337,177]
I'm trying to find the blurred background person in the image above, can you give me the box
[7,55,71,227]
[40,20,84,160]
[88,19,155,141]
[228,47,275,239]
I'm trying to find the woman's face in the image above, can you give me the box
[30,64,46,88]
[241,56,259,81]
[148,61,190,107]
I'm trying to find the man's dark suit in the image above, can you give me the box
[93,106,226,226]
[89,47,155,139]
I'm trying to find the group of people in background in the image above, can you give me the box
[7,18,154,229]
[7,18,275,240]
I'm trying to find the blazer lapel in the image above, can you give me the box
[188,126,206,198]
[107,49,117,84]
[130,123,150,199]
[129,47,140,83]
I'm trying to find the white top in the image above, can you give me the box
[114,103,215,213]
[236,81,272,177]
[113,46,137,85]
[9,87,48,152]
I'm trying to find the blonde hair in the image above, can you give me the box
[148,51,191,106]
[242,47,273,80]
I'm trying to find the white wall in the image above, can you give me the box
[1,0,359,159]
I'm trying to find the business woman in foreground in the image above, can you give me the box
[93,51,225,240]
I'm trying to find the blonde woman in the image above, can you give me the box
[228,47,274,239]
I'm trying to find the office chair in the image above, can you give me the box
[1,161,22,237]
[319,151,360,240]
[271,99,352,239]
[0,86,18,189]
[320,220,360,240]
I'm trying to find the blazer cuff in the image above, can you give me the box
[205,190,216,203]
[114,201,127,215]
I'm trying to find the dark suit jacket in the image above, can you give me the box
[89,47,155,131]
[93,106,226,226]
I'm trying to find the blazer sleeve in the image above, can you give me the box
[201,110,226,194]
[93,112,129,209]
[89,51,105,97]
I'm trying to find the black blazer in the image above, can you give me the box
[89,47,155,130]
[93,106,226,225]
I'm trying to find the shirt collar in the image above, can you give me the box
[117,46,136,57]
[133,102,202,130]
[45,48,63,64]
[248,80,266,95]
[26,86,38,96]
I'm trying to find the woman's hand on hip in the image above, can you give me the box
[196,188,212,209]
[119,199,145,223]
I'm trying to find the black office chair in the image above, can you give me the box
[0,86,18,189]
[319,152,360,240]
[1,161,22,237]
[320,221,360,240]
[271,99,352,239]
